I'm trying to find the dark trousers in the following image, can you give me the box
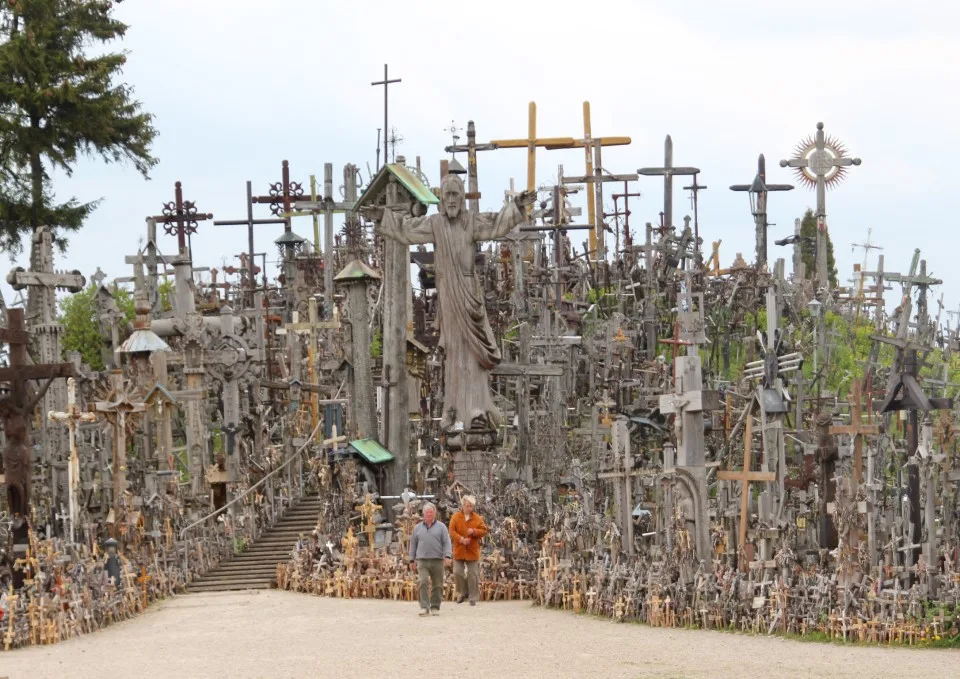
[417,559,444,610]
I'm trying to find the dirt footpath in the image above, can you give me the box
[1,591,956,679]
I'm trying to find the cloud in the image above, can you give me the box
[1,0,955,323]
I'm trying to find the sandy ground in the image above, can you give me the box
[1,591,956,679]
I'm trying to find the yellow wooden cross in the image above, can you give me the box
[717,409,774,563]
[547,101,632,254]
[137,567,152,610]
[490,101,575,214]
[3,582,17,651]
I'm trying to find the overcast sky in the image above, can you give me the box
[13,1,960,319]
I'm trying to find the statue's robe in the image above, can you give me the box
[381,201,524,428]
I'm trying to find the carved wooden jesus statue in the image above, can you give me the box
[371,174,535,430]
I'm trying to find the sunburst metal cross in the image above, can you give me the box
[780,122,861,294]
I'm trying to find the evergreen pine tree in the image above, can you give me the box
[798,208,838,288]
[0,0,157,255]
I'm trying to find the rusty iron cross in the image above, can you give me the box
[150,181,213,255]
[251,160,305,233]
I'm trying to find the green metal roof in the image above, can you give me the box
[334,258,381,283]
[349,438,395,465]
[355,163,439,210]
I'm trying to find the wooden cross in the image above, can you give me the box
[283,298,339,441]
[149,181,213,256]
[549,101,633,255]
[356,493,382,553]
[94,371,146,538]
[286,164,359,313]
[48,377,99,543]
[137,567,152,609]
[658,317,693,389]
[638,135,700,233]
[445,120,498,212]
[322,423,347,452]
[3,582,17,650]
[828,382,879,486]
[717,409,775,562]
[214,181,286,303]
[490,101,575,215]
[0,308,75,521]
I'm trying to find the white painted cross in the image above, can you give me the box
[48,377,99,543]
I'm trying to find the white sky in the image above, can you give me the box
[12,0,960,318]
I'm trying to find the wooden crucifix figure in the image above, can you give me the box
[0,308,75,525]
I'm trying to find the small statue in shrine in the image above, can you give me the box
[368,174,536,430]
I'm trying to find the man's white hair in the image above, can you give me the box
[422,502,437,513]
[461,495,477,507]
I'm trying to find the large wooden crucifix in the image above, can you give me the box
[829,382,879,488]
[717,407,775,568]
[491,102,575,216]
[149,181,213,257]
[729,154,793,270]
[638,135,700,235]
[0,308,75,573]
[549,101,633,257]
[214,181,287,305]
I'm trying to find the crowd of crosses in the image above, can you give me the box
[2,70,960,649]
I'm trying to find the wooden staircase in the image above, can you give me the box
[185,494,321,593]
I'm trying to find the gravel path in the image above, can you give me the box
[1,591,956,679]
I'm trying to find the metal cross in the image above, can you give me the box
[251,160,304,227]
[371,64,401,172]
[729,154,794,269]
[149,181,213,256]
[214,181,287,304]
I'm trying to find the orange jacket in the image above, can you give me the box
[448,511,488,561]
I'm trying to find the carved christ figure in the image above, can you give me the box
[371,174,535,429]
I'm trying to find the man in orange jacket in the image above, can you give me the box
[448,495,487,605]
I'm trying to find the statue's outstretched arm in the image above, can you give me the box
[378,209,434,246]
[474,191,536,241]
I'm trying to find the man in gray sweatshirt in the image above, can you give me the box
[408,502,452,615]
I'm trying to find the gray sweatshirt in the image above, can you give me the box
[409,520,452,561]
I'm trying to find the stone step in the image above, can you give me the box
[183,495,319,593]
[185,581,272,592]
[206,567,278,577]
[211,560,282,569]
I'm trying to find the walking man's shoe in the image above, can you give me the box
[470,601,477,607]
[419,609,430,617]
[456,595,466,604]
[430,608,440,615]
